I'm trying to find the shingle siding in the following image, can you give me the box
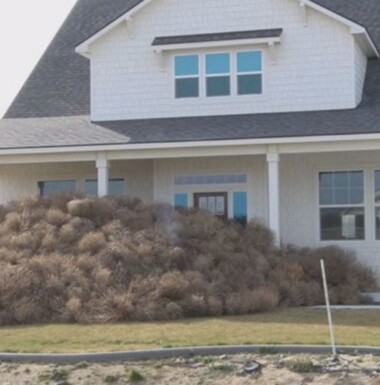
[90,0,357,121]
[4,0,380,121]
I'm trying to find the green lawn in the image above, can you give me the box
[0,308,379,353]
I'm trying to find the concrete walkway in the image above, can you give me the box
[1,345,380,364]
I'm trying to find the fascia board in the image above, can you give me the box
[75,0,155,56]
[300,0,379,57]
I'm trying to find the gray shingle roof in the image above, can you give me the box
[2,0,380,149]
[152,29,283,46]
[0,116,128,149]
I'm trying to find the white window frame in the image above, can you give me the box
[236,49,263,96]
[205,52,231,97]
[317,169,366,242]
[174,54,200,99]
[373,170,380,240]
[173,49,264,99]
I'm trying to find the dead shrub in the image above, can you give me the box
[0,204,8,223]
[2,212,21,232]
[78,232,107,255]
[158,271,189,301]
[164,302,184,320]
[67,198,115,225]
[243,220,275,255]
[66,297,82,321]
[181,294,208,317]
[11,232,40,253]
[77,254,97,275]
[207,296,224,316]
[46,208,70,226]
[0,195,376,325]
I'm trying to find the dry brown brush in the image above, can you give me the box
[0,193,376,325]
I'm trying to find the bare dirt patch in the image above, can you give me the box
[0,354,379,385]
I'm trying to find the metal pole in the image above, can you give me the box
[320,259,337,358]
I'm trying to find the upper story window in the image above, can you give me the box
[174,50,263,99]
[175,55,199,98]
[206,53,231,97]
[237,51,262,95]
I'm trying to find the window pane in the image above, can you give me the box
[207,197,216,214]
[39,180,76,197]
[375,171,380,204]
[199,197,208,211]
[376,208,380,240]
[109,179,125,196]
[85,179,125,196]
[84,180,97,196]
[216,196,226,216]
[175,55,199,76]
[335,188,349,205]
[320,207,365,240]
[335,172,349,188]
[238,74,262,95]
[206,53,230,74]
[320,189,334,205]
[350,171,364,188]
[233,191,248,225]
[174,193,188,209]
[206,76,230,97]
[237,51,262,72]
[176,78,199,98]
[319,171,364,205]
[320,173,333,188]
[350,187,364,204]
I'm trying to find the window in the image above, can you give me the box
[84,179,125,196]
[233,191,248,225]
[174,50,263,98]
[206,53,230,97]
[194,192,228,219]
[38,180,76,197]
[374,171,380,240]
[319,171,365,240]
[175,55,199,98]
[174,193,188,209]
[237,51,262,95]
[174,174,247,186]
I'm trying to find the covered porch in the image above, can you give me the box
[1,136,380,279]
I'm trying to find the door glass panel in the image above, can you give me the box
[199,197,208,211]
[195,193,228,219]
[216,196,225,216]
[208,196,216,214]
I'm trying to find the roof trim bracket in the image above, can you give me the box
[154,50,166,72]
[124,15,135,39]
[299,1,308,26]
[268,41,279,65]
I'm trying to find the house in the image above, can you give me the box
[1,0,380,281]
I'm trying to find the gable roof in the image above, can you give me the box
[5,0,380,120]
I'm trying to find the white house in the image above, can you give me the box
[1,0,380,280]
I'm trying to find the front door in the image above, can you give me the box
[194,192,228,219]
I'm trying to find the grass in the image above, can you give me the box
[0,308,379,354]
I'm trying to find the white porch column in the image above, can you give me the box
[267,152,281,244]
[96,157,109,197]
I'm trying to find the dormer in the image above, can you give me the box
[75,0,378,122]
